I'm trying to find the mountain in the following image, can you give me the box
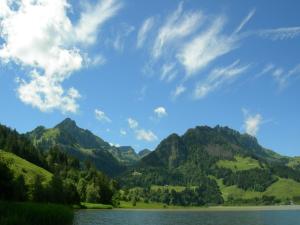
[113,146,139,164]
[121,125,300,202]
[27,118,125,176]
[138,149,151,158]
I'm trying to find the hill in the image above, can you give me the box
[120,125,300,204]
[0,150,52,185]
[27,118,126,176]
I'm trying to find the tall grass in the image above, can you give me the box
[0,201,73,225]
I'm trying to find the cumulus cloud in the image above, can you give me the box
[137,17,155,48]
[152,2,203,59]
[0,0,121,113]
[127,118,139,129]
[194,60,250,99]
[127,117,158,142]
[135,129,158,142]
[154,106,167,118]
[243,109,263,136]
[177,16,239,76]
[95,109,111,123]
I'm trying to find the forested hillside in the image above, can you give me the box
[120,125,300,206]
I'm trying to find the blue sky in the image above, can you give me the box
[0,0,300,155]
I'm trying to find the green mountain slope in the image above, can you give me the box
[121,125,300,203]
[27,118,125,176]
[0,150,52,185]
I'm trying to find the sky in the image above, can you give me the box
[0,0,300,155]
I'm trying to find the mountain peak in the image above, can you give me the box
[55,118,77,129]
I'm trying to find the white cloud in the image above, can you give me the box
[137,17,155,48]
[152,2,203,59]
[154,106,167,118]
[234,9,256,34]
[120,129,127,136]
[177,16,239,76]
[95,109,111,123]
[75,0,122,45]
[257,63,300,90]
[243,109,263,136]
[0,0,121,113]
[194,60,250,99]
[172,84,186,99]
[160,63,177,82]
[127,118,139,129]
[112,23,135,52]
[86,54,106,66]
[258,27,300,41]
[135,129,158,142]
[110,142,120,147]
[272,64,300,90]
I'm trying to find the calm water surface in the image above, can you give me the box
[74,209,300,225]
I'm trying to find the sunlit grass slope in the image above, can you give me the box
[0,150,52,185]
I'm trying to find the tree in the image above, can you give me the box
[0,161,14,200]
[31,175,46,202]
[86,183,101,203]
[49,174,64,203]
[13,175,28,201]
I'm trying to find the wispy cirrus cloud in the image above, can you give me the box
[177,16,239,76]
[152,2,203,59]
[257,27,300,40]
[234,8,256,34]
[194,60,250,99]
[160,63,177,82]
[171,84,186,99]
[257,63,300,90]
[111,23,135,52]
[137,17,155,48]
[95,109,112,123]
[0,0,122,113]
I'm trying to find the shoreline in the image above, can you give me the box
[112,205,300,212]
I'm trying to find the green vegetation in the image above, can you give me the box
[26,118,125,176]
[0,150,52,185]
[287,157,300,169]
[216,156,261,171]
[0,202,73,225]
[81,202,113,209]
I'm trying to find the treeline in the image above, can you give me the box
[214,167,277,192]
[0,159,79,204]
[0,125,45,167]
[120,178,223,206]
[0,124,118,206]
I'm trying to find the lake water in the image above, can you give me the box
[74,208,300,225]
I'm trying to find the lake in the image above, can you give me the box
[74,208,300,225]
